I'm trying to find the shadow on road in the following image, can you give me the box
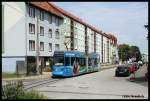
[126,77,148,87]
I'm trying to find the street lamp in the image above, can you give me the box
[144,24,148,40]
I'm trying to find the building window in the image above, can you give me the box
[55,29,59,39]
[29,23,35,34]
[55,17,59,26]
[28,6,35,18]
[55,44,59,51]
[40,10,44,21]
[40,26,44,36]
[40,42,44,51]
[49,14,52,24]
[49,43,52,52]
[49,29,52,38]
[29,40,35,51]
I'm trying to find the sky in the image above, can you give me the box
[53,2,148,54]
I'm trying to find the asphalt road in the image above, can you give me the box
[35,67,148,99]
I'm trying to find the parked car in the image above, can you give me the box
[115,65,131,76]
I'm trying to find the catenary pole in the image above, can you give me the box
[36,16,40,75]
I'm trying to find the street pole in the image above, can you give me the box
[36,16,40,75]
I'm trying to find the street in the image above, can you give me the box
[34,67,148,99]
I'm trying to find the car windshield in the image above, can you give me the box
[118,65,127,69]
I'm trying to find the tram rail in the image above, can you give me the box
[24,78,64,91]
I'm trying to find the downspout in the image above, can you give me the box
[70,20,74,50]
[94,32,96,53]
[101,35,103,63]
[85,26,88,72]
[25,3,28,75]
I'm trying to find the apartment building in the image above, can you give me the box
[108,33,119,64]
[2,2,118,74]
[2,2,64,74]
[49,3,113,63]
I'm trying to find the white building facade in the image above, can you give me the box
[2,2,119,74]
[2,2,64,74]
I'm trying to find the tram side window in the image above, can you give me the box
[88,58,92,66]
[65,57,70,66]
[71,57,76,66]
[97,57,100,64]
[80,58,85,66]
[94,59,97,65]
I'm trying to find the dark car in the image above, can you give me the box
[115,65,131,76]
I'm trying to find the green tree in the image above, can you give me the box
[129,46,142,61]
[118,44,142,62]
[118,44,130,62]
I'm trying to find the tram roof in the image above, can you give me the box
[54,51,100,58]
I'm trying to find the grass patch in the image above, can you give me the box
[2,72,20,78]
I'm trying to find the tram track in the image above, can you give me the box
[23,78,65,91]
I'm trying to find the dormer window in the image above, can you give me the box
[40,10,44,21]
[28,6,35,18]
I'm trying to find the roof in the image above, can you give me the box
[107,33,117,41]
[28,2,112,38]
[49,2,110,38]
[107,33,117,45]
[28,2,63,18]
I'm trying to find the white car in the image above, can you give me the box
[138,61,143,66]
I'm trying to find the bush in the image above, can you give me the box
[2,80,24,99]
[2,80,47,99]
[19,90,47,99]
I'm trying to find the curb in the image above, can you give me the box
[2,75,51,81]
[2,65,118,81]
[100,65,117,71]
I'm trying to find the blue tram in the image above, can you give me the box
[51,51,100,77]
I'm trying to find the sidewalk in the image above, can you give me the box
[100,64,118,70]
[2,64,118,81]
[2,72,51,81]
[128,64,148,87]
[129,64,148,81]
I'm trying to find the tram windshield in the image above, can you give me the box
[54,56,64,66]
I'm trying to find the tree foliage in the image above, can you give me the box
[118,44,141,62]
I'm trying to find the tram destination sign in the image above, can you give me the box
[65,53,75,57]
